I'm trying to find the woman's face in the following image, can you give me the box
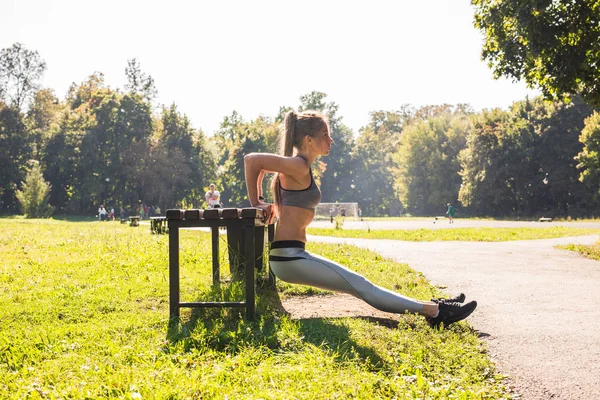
[311,126,333,156]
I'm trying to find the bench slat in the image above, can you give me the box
[184,209,203,220]
[222,208,242,219]
[241,208,263,219]
[166,209,184,220]
[203,208,221,219]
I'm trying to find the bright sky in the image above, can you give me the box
[0,0,539,135]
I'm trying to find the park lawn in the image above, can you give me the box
[307,226,600,241]
[0,219,509,399]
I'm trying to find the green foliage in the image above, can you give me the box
[0,103,31,214]
[214,113,277,206]
[26,89,62,159]
[0,220,508,398]
[15,161,54,217]
[394,111,470,215]
[353,110,408,216]
[334,214,345,230]
[124,58,157,102]
[576,111,600,197]
[459,97,595,217]
[156,103,215,208]
[473,0,600,107]
[560,241,600,260]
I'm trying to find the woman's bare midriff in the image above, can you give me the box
[274,205,315,242]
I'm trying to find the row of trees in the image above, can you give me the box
[2,41,600,218]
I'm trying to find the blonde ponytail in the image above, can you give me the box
[281,110,297,156]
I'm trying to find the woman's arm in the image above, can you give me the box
[257,170,265,200]
[244,153,308,207]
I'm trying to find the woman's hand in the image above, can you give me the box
[253,201,274,224]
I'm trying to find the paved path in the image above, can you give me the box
[307,234,600,400]
[310,218,600,230]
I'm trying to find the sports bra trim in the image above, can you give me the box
[279,155,314,191]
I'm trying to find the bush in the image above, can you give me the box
[15,161,55,218]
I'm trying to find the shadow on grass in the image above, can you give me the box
[165,277,287,352]
[165,278,398,371]
[295,317,390,369]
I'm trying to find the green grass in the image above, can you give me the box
[0,219,509,399]
[307,226,600,241]
[559,241,600,260]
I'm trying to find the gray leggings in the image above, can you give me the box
[269,241,423,314]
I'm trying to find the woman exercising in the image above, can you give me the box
[244,110,477,327]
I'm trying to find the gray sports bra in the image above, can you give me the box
[279,156,322,211]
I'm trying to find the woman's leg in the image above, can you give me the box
[270,246,430,315]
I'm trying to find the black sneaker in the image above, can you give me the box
[427,300,477,328]
[431,293,466,304]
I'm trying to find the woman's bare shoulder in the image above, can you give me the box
[245,153,309,177]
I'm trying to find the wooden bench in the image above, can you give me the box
[538,217,553,222]
[166,207,275,321]
[129,216,140,226]
[150,216,167,234]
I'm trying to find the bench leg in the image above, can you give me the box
[169,225,180,320]
[244,225,255,320]
[227,226,244,281]
[211,225,220,284]
[267,223,276,287]
[255,225,265,272]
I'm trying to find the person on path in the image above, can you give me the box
[446,203,455,224]
[244,110,477,327]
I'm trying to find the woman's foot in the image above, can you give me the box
[427,300,477,328]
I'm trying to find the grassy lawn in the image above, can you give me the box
[307,226,600,241]
[559,241,600,260]
[0,219,509,399]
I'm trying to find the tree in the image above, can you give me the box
[576,111,600,199]
[353,110,410,216]
[0,43,47,110]
[0,103,31,213]
[15,161,55,217]
[458,108,533,216]
[214,113,276,206]
[27,88,62,159]
[473,0,600,107]
[157,104,215,208]
[394,112,470,215]
[125,58,157,102]
[459,97,594,217]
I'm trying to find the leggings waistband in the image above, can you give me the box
[271,240,305,249]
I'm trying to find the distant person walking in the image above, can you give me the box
[446,203,455,224]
